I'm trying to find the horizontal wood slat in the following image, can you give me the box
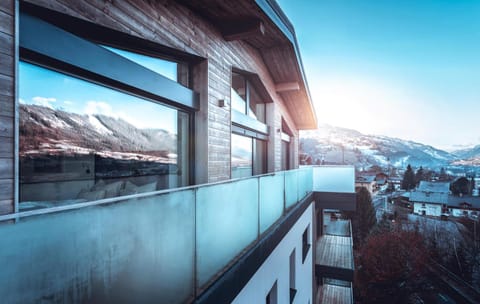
[0,158,13,179]
[0,179,13,200]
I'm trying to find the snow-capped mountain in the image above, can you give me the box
[300,124,457,169]
[19,104,177,160]
[452,145,480,163]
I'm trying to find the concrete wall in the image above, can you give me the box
[232,203,314,304]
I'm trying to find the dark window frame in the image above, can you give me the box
[302,225,311,263]
[20,11,199,112]
[231,132,267,178]
[18,6,200,199]
[231,71,268,122]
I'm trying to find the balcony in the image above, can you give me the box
[316,282,353,304]
[312,166,356,211]
[315,219,354,282]
[0,166,354,303]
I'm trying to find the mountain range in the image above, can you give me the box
[19,104,177,161]
[300,124,480,169]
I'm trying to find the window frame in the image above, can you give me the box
[231,71,266,122]
[17,7,199,209]
[231,132,267,179]
[302,225,311,263]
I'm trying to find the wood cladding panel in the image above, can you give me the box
[0,115,14,138]
[0,74,13,97]
[0,140,12,158]
[0,199,13,215]
[0,10,13,35]
[0,0,14,15]
[0,94,14,117]
[0,31,14,56]
[0,179,13,200]
[0,53,14,78]
[0,158,13,179]
[0,0,14,215]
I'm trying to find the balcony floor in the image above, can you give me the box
[316,235,353,270]
[316,283,353,304]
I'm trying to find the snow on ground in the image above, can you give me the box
[88,115,113,135]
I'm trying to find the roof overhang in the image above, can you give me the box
[178,0,318,129]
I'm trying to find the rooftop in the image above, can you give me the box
[448,195,480,209]
[355,175,376,183]
[410,191,449,204]
[417,181,450,193]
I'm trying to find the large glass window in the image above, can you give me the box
[231,134,253,178]
[101,45,178,82]
[281,119,292,171]
[231,72,265,123]
[19,61,189,210]
[231,133,266,179]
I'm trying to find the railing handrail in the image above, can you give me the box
[2,165,354,223]
[1,168,308,223]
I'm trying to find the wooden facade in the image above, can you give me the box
[0,0,15,215]
[1,0,316,212]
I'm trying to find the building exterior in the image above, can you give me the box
[411,181,450,216]
[355,174,376,195]
[0,1,356,303]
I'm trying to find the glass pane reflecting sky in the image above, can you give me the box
[19,61,177,133]
[101,45,178,82]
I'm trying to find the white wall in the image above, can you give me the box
[413,202,442,217]
[232,203,314,304]
[450,208,479,217]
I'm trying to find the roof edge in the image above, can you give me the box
[255,0,318,129]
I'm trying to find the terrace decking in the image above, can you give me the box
[316,235,353,270]
[316,219,354,282]
[317,283,353,304]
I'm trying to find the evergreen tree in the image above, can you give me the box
[351,187,377,245]
[439,167,448,181]
[451,177,470,196]
[415,166,424,186]
[401,164,415,190]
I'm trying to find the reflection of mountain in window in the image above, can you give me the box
[231,133,253,178]
[19,62,189,208]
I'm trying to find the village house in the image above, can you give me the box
[355,174,376,195]
[411,181,450,217]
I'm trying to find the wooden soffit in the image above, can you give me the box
[178,0,318,129]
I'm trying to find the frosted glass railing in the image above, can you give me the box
[0,189,196,304]
[0,166,354,303]
[259,172,285,234]
[312,166,355,193]
[196,178,259,287]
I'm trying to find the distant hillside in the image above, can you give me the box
[300,124,458,169]
[451,145,480,166]
[19,104,176,160]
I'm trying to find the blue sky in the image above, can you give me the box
[278,0,480,151]
[19,61,178,134]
